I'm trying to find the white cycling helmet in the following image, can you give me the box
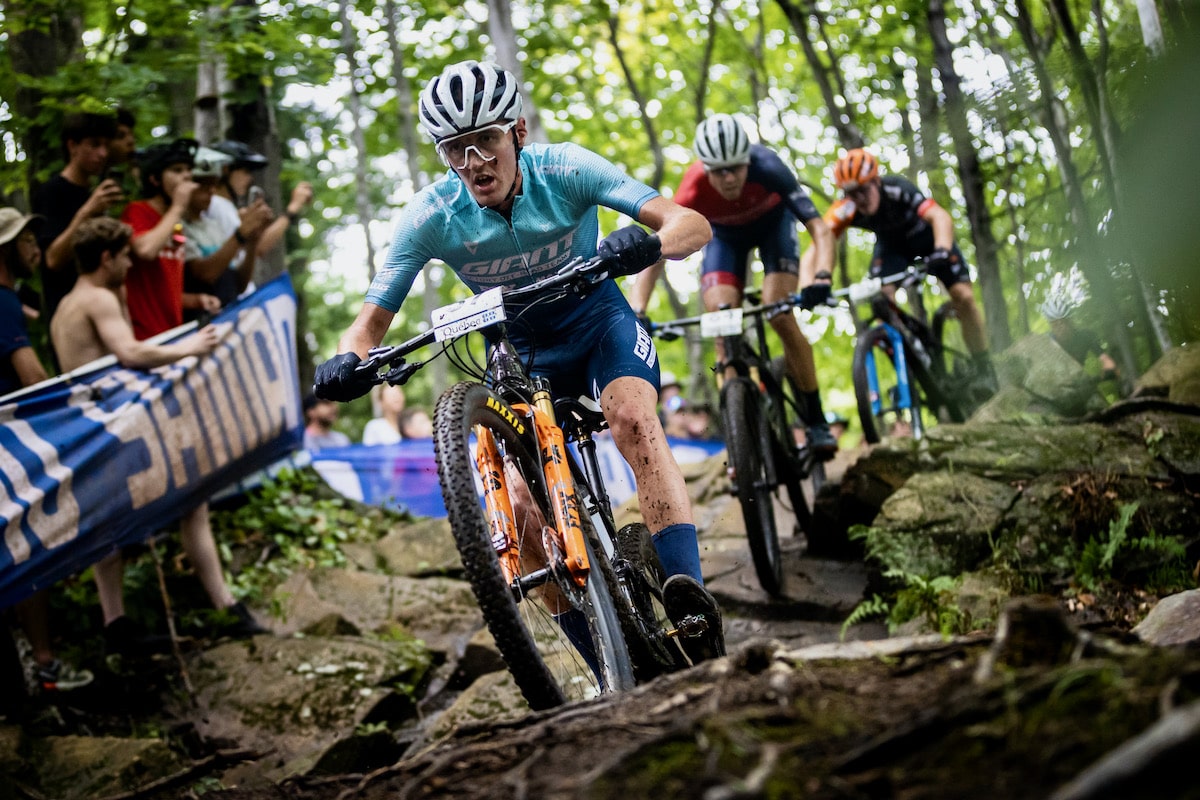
[192,146,234,179]
[418,60,524,143]
[694,114,751,168]
[1041,293,1075,321]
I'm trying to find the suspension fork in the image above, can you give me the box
[864,322,914,414]
[474,425,523,585]
[519,382,590,584]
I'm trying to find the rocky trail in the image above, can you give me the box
[4,342,1200,800]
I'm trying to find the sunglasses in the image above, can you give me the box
[437,121,518,169]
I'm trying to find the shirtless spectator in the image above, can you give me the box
[32,111,123,333]
[53,217,266,651]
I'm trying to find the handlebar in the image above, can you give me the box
[356,246,645,380]
[649,260,936,341]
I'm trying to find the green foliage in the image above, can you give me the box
[1075,501,1189,595]
[844,524,972,637]
[210,467,399,605]
[1,0,1182,411]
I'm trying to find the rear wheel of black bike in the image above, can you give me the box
[614,523,689,676]
[766,356,818,541]
[434,382,636,710]
[721,377,784,596]
[852,325,925,444]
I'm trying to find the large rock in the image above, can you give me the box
[343,516,463,577]
[271,567,483,656]
[1133,589,1200,646]
[27,736,188,800]
[984,333,1107,419]
[865,471,1018,576]
[1134,342,1200,404]
[179,634,431,778]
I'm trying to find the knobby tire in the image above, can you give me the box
[721,377,784,596]
[852,325,925,444]
[433,382,635,710]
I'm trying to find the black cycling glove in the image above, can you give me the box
[925,248,956,272]
[798,283,832,310]
[314,352,373,402]
[598,225,662,277]
[634,310,653,334]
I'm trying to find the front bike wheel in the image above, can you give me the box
[852,325,925,444]
[721,377,784,596]
[434,382,635,710]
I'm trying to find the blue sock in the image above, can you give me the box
[652,523,704,585]
[555,608,603,686]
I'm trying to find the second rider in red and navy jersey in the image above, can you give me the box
[630,114,839,454]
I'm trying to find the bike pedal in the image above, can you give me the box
[666,613,710,639]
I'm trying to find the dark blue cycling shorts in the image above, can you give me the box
[507,280,660,401]
[869,241,972,288]
[700,207,799,293]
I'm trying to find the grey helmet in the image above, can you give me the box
[418,61,524,142]
[694,114,751,168]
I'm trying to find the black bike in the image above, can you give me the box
[836,262,982,444]
[355,251,691,710]
[652,289,825,597]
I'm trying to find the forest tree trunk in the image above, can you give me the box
[928,0,1011,351]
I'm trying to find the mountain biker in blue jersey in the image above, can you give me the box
[314,60,725,664]
[629,114,840,455]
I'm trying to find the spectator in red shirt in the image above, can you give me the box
[120,138,220,340]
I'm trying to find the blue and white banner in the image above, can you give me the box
[0,276,302,608]
[309,435,726,518]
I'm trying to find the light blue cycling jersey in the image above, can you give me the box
[367,141,658,322]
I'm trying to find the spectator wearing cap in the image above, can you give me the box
[119,138,220,340]
[32,110,125,333]
[209,140,313,262]
[0,209,47,396]
[180,147,273,321]
[0,207,94,696]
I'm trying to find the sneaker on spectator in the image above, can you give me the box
[37,658,94,692]
[663,575,726,666]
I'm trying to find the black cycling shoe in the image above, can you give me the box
[806,422,839,459]
[663,575,726,666]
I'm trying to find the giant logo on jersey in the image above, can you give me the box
[459,230,577,286]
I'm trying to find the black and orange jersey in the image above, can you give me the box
[823,175,940,255]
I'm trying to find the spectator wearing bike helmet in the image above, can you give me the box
[180,147,273,320]
[315,59,724,664]
[629,113,840,455]
[1041,292,1119,380]
[808,148,996,391]
[209,139,313,263]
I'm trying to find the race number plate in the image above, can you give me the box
[699,308,744,338]
[432,287,506,342]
